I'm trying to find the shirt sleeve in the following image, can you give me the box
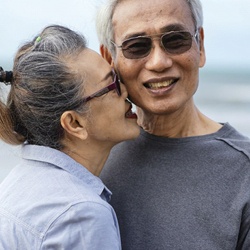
[40,201,121,250]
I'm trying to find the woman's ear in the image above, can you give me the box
[60,111,88,140]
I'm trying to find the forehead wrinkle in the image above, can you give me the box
[113,0,194,41]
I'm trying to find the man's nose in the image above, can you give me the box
[144,40,173,72]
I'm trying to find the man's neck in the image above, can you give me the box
[136,105,222,138]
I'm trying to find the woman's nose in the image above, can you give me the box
[120,81,128,98]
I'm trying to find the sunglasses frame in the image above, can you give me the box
[111,30,198,59]
[81,69,121,103]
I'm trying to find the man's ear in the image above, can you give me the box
[100,45,114,66]
[60,111,88,140]
[198,27,206,68]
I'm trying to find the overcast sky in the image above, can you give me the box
[0,0,250,71]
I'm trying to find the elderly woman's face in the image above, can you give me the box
[111,0,206,116]
[72,48,139,145]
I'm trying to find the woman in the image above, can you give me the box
[0,25,139,249]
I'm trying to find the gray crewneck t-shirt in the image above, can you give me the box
[101,123,250,250]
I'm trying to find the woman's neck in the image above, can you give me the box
[62,139,112,176]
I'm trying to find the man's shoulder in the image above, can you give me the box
[216,123,250,158]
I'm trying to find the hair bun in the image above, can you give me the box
[0,67,13,84]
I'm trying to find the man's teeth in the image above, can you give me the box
[147,80,174,89]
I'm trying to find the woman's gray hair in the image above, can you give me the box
[0,25,88,149]
[96,0,203,56]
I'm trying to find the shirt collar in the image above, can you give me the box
[21,144,112,201]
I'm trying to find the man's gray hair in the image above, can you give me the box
[96,0,203,56]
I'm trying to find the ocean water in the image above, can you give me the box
[0,69,249,182]
[196,69,250,136]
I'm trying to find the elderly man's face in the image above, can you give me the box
[111,0,205,116]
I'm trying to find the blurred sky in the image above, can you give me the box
[0,0,250,71]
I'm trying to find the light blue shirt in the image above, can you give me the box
[0,144,121,249]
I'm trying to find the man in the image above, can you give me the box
[96,0,250,249]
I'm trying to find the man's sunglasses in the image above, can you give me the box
[111,30,198,59]
[82,69,121,103]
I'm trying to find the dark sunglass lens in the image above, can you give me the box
[162,32,192,54]
[122,38,152,59]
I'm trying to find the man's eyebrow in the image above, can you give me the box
[123,32,146,40]
[123,23,187,40]
[160,24,187,32]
